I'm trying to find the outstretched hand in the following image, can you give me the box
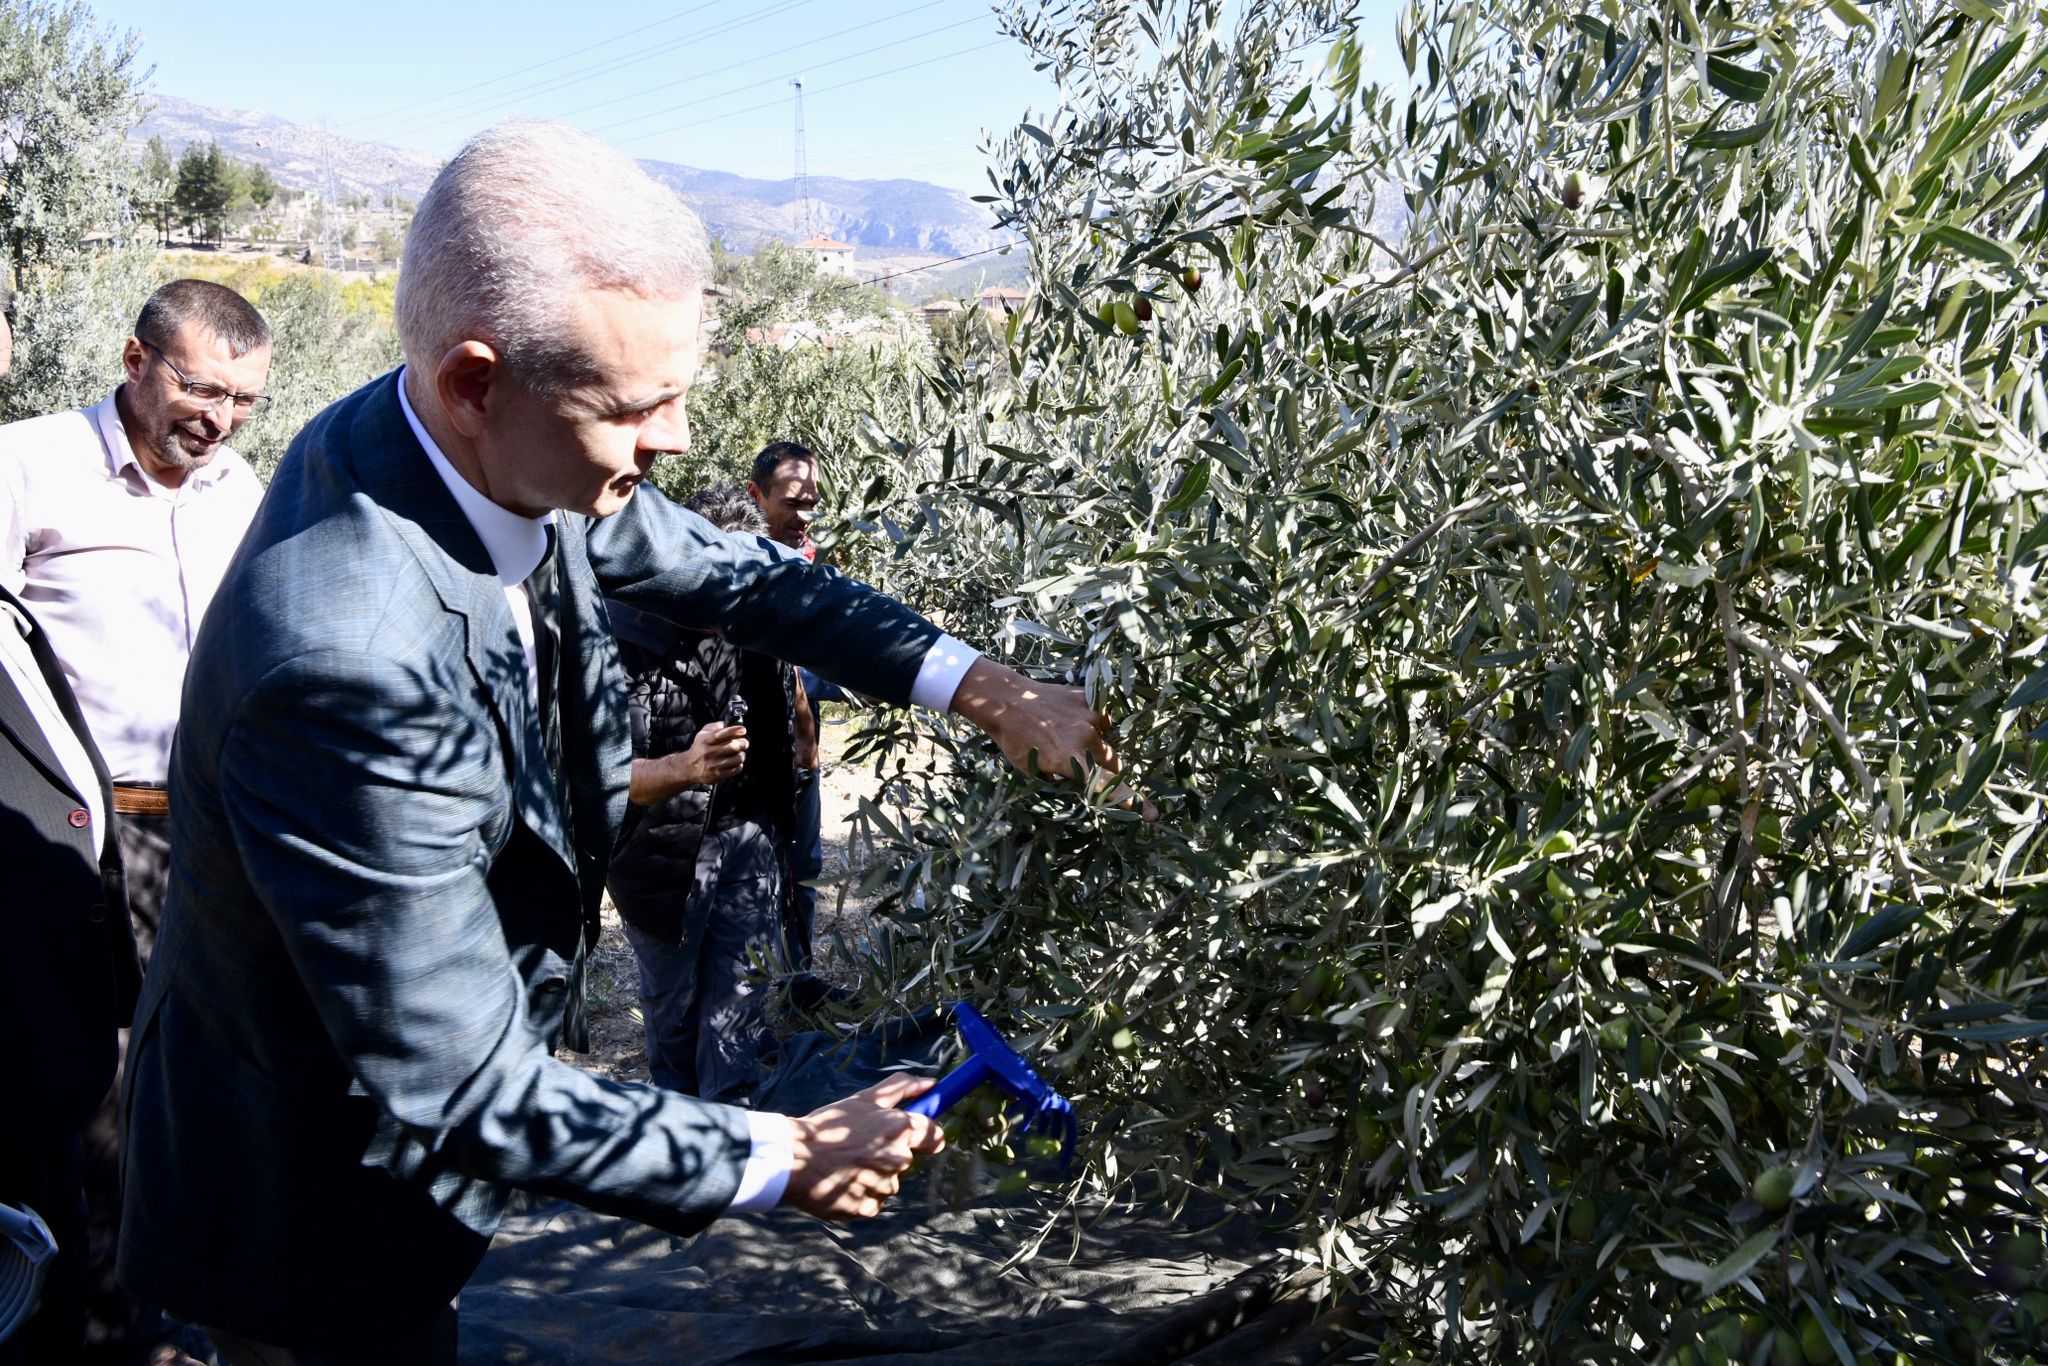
[780,1073,947,1221]
[948,657,1153,818]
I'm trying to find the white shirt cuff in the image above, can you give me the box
[728,1110,793,1212]
[910,633,980,712]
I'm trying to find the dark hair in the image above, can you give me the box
[134,279,271,357]
[685,483,770,536]
[749,440,816,490]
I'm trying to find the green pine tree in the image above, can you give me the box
[133,135,176,246]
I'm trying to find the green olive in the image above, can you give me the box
[1750,1164,1794,1212]
[1353,1115,1388,1160]
[1798,1312,1833,1365]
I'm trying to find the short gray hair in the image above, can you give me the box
[395,120,712,392]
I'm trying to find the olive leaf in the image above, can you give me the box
[833,1,2048,1361]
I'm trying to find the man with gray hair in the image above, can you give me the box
[117,120,1126,1364]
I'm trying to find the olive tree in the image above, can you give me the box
[835,0,2048,1360]
[668,241,935,581]
[229,271,402,478]
[0,241,154,421]
[0,0,142,289]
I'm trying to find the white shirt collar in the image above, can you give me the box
[91,388,237,491]
[396,366,553,587]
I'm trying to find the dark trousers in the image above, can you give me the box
[0,1131,87,1365]
[205,1304,457,1365]
[787,768,824,967]
[622,820,783,1103]
[114,811,171,964]
[72,812,176,1360]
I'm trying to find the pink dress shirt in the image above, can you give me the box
[0,390,263,783]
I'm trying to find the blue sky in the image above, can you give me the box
[90,0,1401,193]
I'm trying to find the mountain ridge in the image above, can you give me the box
[133,94,1011,258]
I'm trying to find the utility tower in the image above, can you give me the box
[319,121,345,271]
[791,77,814,236]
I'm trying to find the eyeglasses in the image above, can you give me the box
[143,342,271,415]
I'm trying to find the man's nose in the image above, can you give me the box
[642,402,690,455]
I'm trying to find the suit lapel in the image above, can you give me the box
[11,587,116,821]
[0,664,76,801]
[348,373,578,876]
[554,520,630,859]
[0,587,93,807]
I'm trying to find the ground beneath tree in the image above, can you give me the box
[520,722,1329,1365]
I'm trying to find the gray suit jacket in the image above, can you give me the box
[116,371,938,1347]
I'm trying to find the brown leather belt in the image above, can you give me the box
[113,784,170,816]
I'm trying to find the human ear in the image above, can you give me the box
[433,342,502,441]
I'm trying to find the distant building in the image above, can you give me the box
[794,234,857,277]
[977,287,1027,314]
[916,299,963,326]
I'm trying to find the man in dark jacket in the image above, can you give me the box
[117,122,1123,1359]
[745,441,844,966]
[0,582,137,1363]
[608,484,801,1102]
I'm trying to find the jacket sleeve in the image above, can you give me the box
[216,646,751,1233]
[584,484,940,706]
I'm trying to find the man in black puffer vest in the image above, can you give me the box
[604,486,800,1103]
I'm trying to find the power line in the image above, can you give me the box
[588,14,985,137]
[339,0,728,130]
[371,0,822,142]
[545,0,955,130]
[290,12,1014,211]
[366,0,826,143]
[794,142,997,177]
[861,244,1013,286]
[612,37,1010,147]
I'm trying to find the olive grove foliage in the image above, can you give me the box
[0,253,400,478]
[659,240,932,507]
[0,0,141,290]
[833,0,2048,1359]
[229,271,402,478]
[0,241,155,420]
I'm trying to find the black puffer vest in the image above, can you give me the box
[604,599,799,943]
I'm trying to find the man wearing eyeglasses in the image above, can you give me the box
[0,277,270,954]
[0,276,270,1361]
